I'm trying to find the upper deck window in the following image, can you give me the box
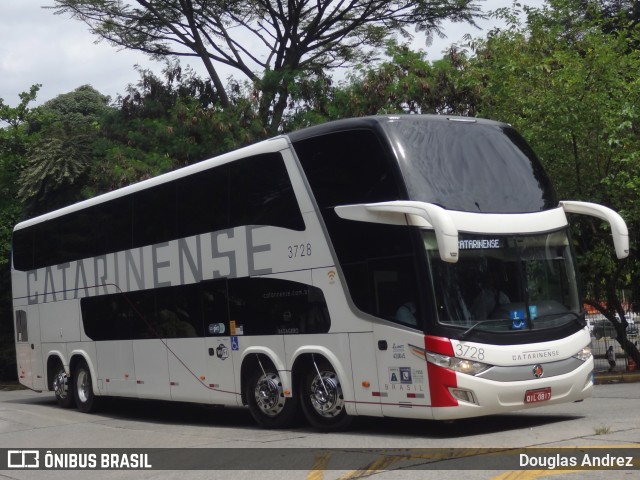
[383,119,557,213]
[13,153,304,271]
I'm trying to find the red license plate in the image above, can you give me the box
[525,387,552,404]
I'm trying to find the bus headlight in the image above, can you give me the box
[573,346,592,362]
[425,352,491,376]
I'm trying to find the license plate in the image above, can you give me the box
[524,387,551,404]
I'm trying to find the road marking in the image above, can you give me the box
[306,445,639,479]
[490,444,640,480]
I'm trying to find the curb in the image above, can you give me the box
[593,371,640,385]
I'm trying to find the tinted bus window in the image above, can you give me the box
[294,129,425,327]
[12,152,304,271]
[132,182,176,248]
[81,278,329,340]
[229,154,304,231]
[176,165,229,239]
[228,278,330,335]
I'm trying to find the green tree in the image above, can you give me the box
[51,0,484,133]
[0,85,42,260]
[95,62,267,194]
[16,85,113,214]
[0,85,42,381]
[282,40,482,131]
[466,0,640,362]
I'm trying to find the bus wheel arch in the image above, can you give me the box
[47,355,74,409]
[69,355,100,413]
[241,353,298,429]
[293,353,353,431]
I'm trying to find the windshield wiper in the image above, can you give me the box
[459,319,512,340]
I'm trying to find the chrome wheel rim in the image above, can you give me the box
[309,371,344,418]
[53,371,68,399]
[76,370,90,404]
[253,372,285,417]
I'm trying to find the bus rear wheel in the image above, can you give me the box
[73,361,100,413]
[245,366,298,429]
[52,364,75,408]
[300,360,352,431]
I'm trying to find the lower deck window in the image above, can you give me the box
[81,278,330,340]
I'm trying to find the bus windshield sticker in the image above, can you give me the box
[510,310,526,330]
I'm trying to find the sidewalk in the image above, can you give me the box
[594,369,640,385]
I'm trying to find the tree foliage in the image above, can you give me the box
[51,0,484,132]
[464,0,640,359]
[17,85,112,213]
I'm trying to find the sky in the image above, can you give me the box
[0,1,544,108]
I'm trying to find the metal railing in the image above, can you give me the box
[587,312,639,373]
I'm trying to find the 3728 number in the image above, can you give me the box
[288,243,311,259]
[455,344,485,361]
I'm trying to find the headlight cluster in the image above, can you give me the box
[425,351,491,376]
[572,346,592,362]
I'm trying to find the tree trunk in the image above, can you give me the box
[585,261,640,365]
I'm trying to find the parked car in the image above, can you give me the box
[591,319,617,339]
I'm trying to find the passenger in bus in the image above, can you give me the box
[472,272,510,320]
[395,301,417,326]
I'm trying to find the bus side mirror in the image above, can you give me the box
[560,200,629,259]
[334,201,459,263]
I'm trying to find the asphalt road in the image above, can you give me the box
[0,383,638,480]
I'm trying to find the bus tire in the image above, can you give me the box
[300,360,352,431]
[52,364,75,409]
[245,366,298,429]
[73,360,100,413]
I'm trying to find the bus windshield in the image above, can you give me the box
[424,229,581,334]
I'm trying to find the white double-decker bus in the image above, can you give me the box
[12,115,629,430]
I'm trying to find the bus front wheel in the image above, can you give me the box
[73,361,100,413]
[245,366,298,429]
[300,360,352,431]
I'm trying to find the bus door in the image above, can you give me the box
[202,280,240,405]
[368,261,430,417]
[14,306,45,391]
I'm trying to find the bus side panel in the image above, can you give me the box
[133,339,171,399]
[206,336,241,406]
[96,340,136,397]
[40,300,81,343]
[15,305,45,391]
[167,338,210,403]
[15,343,32,389]
[374,324,433,419]
[347,332,382,417]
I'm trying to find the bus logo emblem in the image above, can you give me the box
[532,364,544,378]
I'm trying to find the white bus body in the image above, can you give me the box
[11,116,628,430]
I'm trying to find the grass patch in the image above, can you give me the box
[594,425,611,435]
